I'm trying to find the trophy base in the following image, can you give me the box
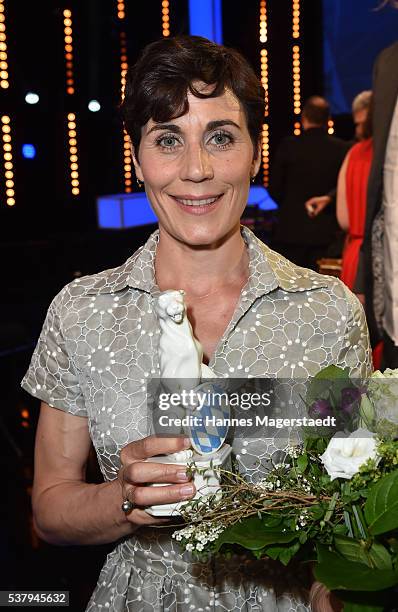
[145,444,232,517]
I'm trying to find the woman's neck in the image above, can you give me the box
[155,227,249,297]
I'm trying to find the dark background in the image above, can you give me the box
[1,1,397,609]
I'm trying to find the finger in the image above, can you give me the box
[126,508,174,526]
[123,461,192,485]
[132,482,196,507]
[120,435,191,465]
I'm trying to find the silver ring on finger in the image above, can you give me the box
[121,488,136,515]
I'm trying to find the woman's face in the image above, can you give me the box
[132,85,261,248]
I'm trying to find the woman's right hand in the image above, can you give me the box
[118,435,196,526]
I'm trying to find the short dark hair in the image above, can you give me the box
[121,35,265,158]
[302,96,330,127]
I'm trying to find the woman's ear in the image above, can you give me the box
[251,140,262,178]
[131,143,144,182]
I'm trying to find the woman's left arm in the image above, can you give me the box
[336,150,351,232]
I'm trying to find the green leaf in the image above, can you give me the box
[314,544,398,591]
[279,541,301,565]
[306,366,350,406]
[334,535,392,570]
[364,470,398,535]
[214,517,297,553]
[296,454,308,473]
[261,516,282,529]
[261,545,285,561]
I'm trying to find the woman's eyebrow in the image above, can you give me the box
[206,120,241,131]
[147,123,181,135]
[146,119,241,136]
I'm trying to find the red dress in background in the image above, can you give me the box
[340,139,382,368]
[340,138,373,289]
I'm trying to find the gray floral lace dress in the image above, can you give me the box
[22,227,372,612]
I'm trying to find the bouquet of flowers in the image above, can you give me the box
[173,366,398,612]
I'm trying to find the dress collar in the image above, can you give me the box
[75,227,328,297]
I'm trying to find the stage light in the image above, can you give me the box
[328,119,335,135]
[22,144,36,159]
[1,115,14,206]
[123,130,132,193]
[67,113,79,196]
[292,42,301,129]
[117,0,125,20]
[292,0,300,38]
[0,0,8,89]
[259,1,269,187]
[25,92,39,105]
[63,9,75,95]
[259,0,267,43]
[162,0,170,37]
[88,99,101,112]
[262,123,270,186]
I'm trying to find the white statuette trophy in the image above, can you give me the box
[146,289,232,516]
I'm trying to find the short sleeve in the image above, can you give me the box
[335,284,373,378]
[21,289,88,417]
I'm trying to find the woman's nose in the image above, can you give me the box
[179,144,214,182]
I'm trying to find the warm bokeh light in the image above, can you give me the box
[0,1,8,89]
[328,119,335,135]
[63,9,75,95]
[1,115,15,206]
[259,0,267,43]
[67,113,79,196]
[117,0,125,19]
[259,2,270,186]
[162,0,170,37]
[292,0,300,38]
[262,123,270,187]
[292,1,301,133]
[123,130,132,193]
[116,4,131,194]
[292,44,301,131]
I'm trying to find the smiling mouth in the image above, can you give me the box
[171,195,223,207]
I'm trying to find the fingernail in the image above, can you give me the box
[176,471,189,481]
[180,484,194,497]
[183,437,191,449]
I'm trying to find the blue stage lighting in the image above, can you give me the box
[189,0,223,43]
[22,144,36,159]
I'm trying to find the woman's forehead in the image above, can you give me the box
[145,87,244,132]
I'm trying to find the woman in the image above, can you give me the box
[337,100,373,291]
[336,101,382,370]
[22,36,371,611]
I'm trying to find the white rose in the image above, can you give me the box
[320,428,378,481]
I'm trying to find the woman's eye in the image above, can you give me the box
[158,135,179,148]
[211,132,233,147]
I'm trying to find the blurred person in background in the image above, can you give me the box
[337,94,384,369]
[305,90,372,219]
[269,96,349,270]
[351,90,373,142]
[337,93,373,290]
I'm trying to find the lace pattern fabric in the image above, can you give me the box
[21,227,372,611]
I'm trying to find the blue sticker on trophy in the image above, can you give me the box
[187,382,230,454]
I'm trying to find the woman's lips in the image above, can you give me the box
[170,194,223,215]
